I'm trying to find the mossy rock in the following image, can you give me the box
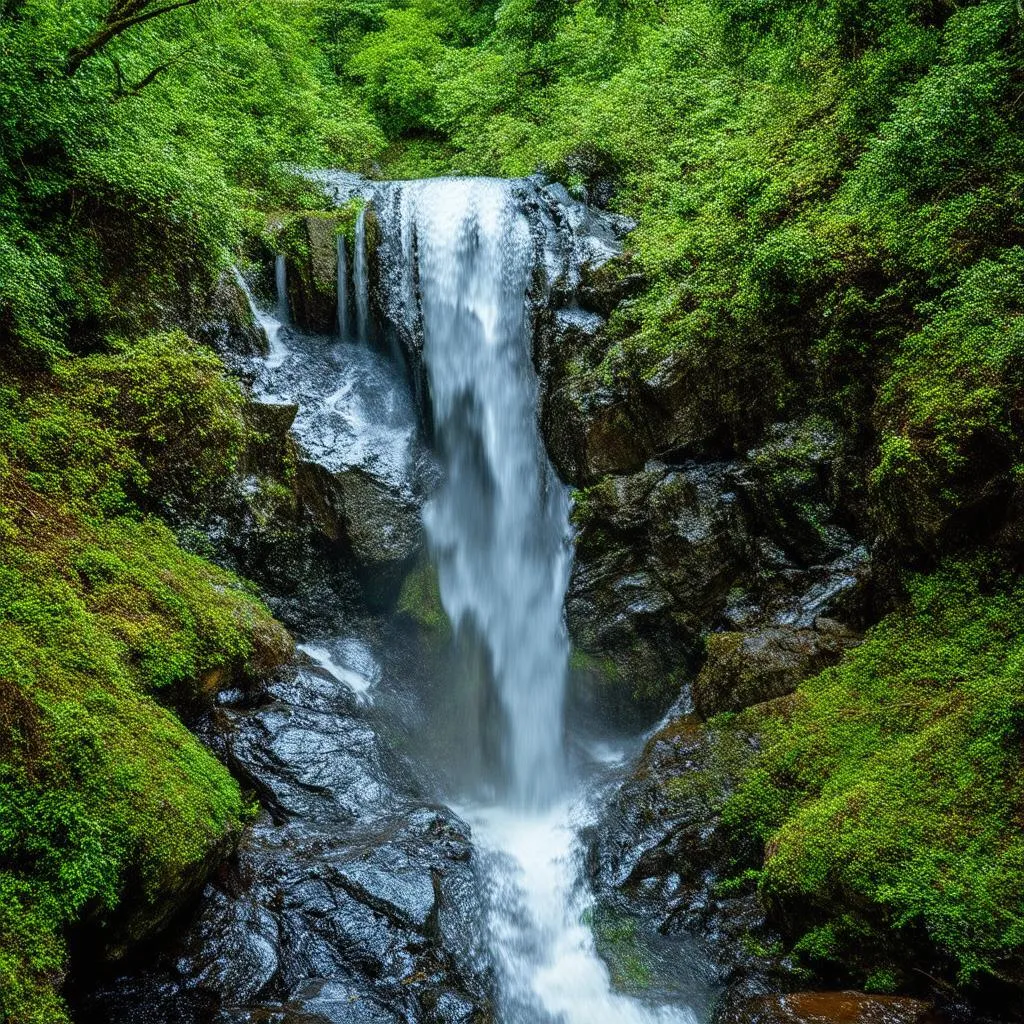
[693,620,860,718]
[396,556,450,640]
[278,212,346,334]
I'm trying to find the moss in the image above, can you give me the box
[396,556,450,638]
[725,560,1024,988]
[0,343,290,1022]
[591,908,654,992]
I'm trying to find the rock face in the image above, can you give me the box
[588,702,798,1002]
[692,619,860,718]
[76,660,493,1024]
[568,461,755,702]
[294,460,422,602]
[281,214,344,334]
[559,411,868,706]
[716,991,942,1024]
[194,270,269,360]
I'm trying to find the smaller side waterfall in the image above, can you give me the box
[274,253,289,323]
[337,234,350,341]
[354,206,371,342]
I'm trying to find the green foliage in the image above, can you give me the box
[0,0,384,361]
[0,345,290,1022]
[724,562,1024,986]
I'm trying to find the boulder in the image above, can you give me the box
[194,269,268,359]
[588,700,798,995]
[567,461,757,705]
[77,661,494,1024]
[693,619,860,718]
[716,991,942,1024]
[295,460,421,601]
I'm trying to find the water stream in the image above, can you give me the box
[320,177,698,1024]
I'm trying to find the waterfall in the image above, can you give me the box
[309,172,695,1024]
[354,205,370,342]
[411,179,571,808]
[274,253,288,323]
[337,233,350,341]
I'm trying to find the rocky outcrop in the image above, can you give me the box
[193,270,269,360]
[555,407,868,708]
[568,461,756,703]
[281,213,344,334]
[588,700,799,1000]
[692,619,860,717]
[295,460,422,602]
[77,659,494,1024]
[716,991,943,1024]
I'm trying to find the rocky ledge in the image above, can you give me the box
[75,656,493,1024]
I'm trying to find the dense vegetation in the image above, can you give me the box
[2,0,1023,1017]
[0,0,371,1018]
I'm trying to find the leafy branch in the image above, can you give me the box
[65,0,202,77]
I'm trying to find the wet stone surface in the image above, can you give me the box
[76,661,493,1024]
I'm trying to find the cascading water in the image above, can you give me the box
[412,179,570,808]
[330,176,699,1024]
[353,205,371,343]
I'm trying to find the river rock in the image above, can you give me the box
[716,991,942,1024]
[692,618,860,717]
[76,659,493,1024]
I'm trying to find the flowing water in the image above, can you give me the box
[312,176,699,1024]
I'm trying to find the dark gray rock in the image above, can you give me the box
[77,662,494,1024]
[195,270,268,360]
[567,461,757,704]
[588,702,799,1002]
[295,460,422,600]
[281,214,344,335]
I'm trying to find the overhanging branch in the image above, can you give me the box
[65,0,201,77]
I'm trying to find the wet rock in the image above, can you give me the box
[589,701,798,997]
[295,460,422,600]
[716,991,942,1024]
[281,214,343,334]
[692,619,860,718]
[739,418,853,566]
[195,270,268,360]
[242,401,299,477]
[567,461,756,704]
[77,662,493,1024]
[544,377,653,485]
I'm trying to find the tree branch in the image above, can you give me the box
[65,0,201,77]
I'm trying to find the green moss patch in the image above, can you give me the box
[725,561,1024,988]
[0,343,290,1023]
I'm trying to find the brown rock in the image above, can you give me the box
[693,618,860,717]
[718,991,942,1024]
